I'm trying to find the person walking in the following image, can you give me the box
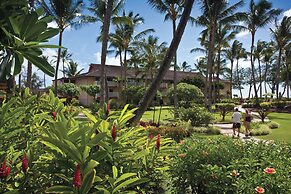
[243,109,252,138]
[232,108,242,138]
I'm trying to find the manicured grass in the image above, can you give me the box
[260,113,291,143]
[141,106,174,122]
[214,112,232,123]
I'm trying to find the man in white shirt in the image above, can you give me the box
[232,108,242,137]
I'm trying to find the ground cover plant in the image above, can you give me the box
[170,136,291,193]
[0,90,175,193]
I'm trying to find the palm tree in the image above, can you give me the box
[196,0,244,105]
[60,49,72,77]
[243,0,281,102]
[130,0,195,124]
[38,0,83,95]
[181,61,190,72]
[254,40,267,97]
[110,11,154,89]
[147,0,185,117]
[270,16,291,98]
[135,35,167,83]
[64,61,84,78]
[262,41,275,94]
[27,0,35,90]
[225,40,241,98]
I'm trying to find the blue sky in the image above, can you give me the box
[39,0,291,97]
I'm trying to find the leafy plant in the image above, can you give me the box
[215,103,235,121]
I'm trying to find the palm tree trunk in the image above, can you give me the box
[54,30,63,96]
[173,19,178,119]
[27,0,34,91]
[275,47,282,99]
[230,60,234,98]
[43,73,46,88]
[62,60,65,78]
[130,0,195,124]
[207,22,216,105]
[216,48,221,102]
[258,58,263,98]
[287,63,289,99]
[237,59,243,99]
[264,61,268,94]
[100,0,114,106]
[250,32,259,104]
[123,49,127,90]
[248,80,252,99]
[18,74,21,89]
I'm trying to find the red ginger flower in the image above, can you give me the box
[156,134,161,152]
[0,161,11,179]
[148,134,154,140]
[264,167,276,174]
[255,187,265,193]
[52,112,57,120]
[22,154,29,173]
[73,164,82,188]
[106,101,110,115]
[111,123,117,142]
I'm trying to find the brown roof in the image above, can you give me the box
[79,63,200,81]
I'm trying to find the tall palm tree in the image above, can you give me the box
[60,49,72,77]
[243,0,281,102]
[64,61,84,78]
[262,41,275,94]
[110,11,154,89]
[38,0,83,95]
[131,0,195,124]
[135,35,167,83]
[196,0,244,105]
[253,40,267,97]
[270,16,291,98]
[225,40,241,98]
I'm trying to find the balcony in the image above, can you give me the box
[96,81,118,87]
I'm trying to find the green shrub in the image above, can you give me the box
[215,103,235,121]
[242,103,254,108]
[177,105,214,127]
[170,136,291,193]
[146,125,189,142]
[58,83,80,98]
[168,83,204,106]
[250,124,271,136]
[190,126,220,135]
[258,102,272,122]
[267,121,280,129]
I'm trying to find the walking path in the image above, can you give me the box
[214,105,265,142]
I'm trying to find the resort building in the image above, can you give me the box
[55,64,231,106]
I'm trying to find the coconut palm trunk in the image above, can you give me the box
[275,48,282,99]
[130,0,194,124]
[250,32,259,103]
[100,0,114,106]
[230,59,234,98]
[54,30,63,96]
[173,19,178,119]
[27,0,34,90]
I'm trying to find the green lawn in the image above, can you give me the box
[214,112,232,123]
[141,106,174,122]
[260,113,291,143]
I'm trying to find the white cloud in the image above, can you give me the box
[283,9,291,17]
[236,31,250,38]
[94,52,120,66]
[48,21,71,31]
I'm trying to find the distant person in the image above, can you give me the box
[232,108,242,137]
[243,109,252,138]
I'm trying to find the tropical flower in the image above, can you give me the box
[230,170,239,177]
[156,134,161,152]
[22,154,29,173]
[0,161,11,179]
[73,164,81,188]
[255,187,265,193]
[148,134,154,140]
[106,101,110,115]
[111,123,117,142]
[52,112,57,120]
[264,167,276,174]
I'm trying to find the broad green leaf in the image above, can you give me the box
[83,110,97,123]
[90,150,108,162]
[88,133,107,147]
[114,173,136,185]
[80,169,96,194]
[45,186,74,193]
[20,12,38,38]
[4,190,19,194]
[83,160,98,177]
[112,166,118,179]
[118,104,129,121]
[38,28,59,41]
[112,177,140,193]
[8,16,20,34]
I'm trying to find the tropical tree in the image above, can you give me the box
[37,0,84,95]
[147,0,185,117]
[195,0,244,105]
[262,41,275,94]
[243,0,281,102]
[135,35,167,84]
[60,49,72,77]
[130,0,195,124]
[180,61,191,72]
[225,40,242,98]
[270,16,291,98]
[63,61,84,77]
